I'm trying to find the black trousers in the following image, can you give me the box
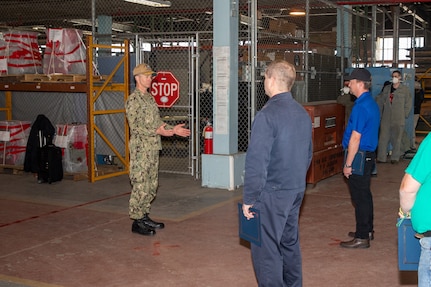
[347,152,376,239]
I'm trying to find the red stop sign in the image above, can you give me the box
[150,72,180,108]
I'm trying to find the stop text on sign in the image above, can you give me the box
[151,82,178,99]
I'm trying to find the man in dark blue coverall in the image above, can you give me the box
[242,60,313,287]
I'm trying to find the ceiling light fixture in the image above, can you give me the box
[123,0,171,7]
[289,10,306,16]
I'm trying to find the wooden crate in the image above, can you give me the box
[20,74,108,83]
[0,164,24,175]
[0,75,24,82]
[22,74,50,82]
[72,74,108,82]
[306,145,343,185]
[49,74,76,82]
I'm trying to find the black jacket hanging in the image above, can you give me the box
[24,114,55,173]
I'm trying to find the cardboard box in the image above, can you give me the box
[309,33,321,44]
[268,19,296,35]
[241,49,271,62]
[0,120,31,165]
[313,47,335,56]
[320,31,337,45]
[309,32,337,46]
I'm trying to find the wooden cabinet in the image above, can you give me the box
[303,101,345,184]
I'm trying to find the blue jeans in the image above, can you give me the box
[419,237,431,287]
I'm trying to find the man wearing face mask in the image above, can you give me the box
[375,70,412,164]
[337,79,356,125]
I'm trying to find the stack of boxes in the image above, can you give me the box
[268,19,297,36]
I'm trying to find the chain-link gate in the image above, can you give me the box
[125,34,205,177]
[130,35,194,176]
[119,30,254,178]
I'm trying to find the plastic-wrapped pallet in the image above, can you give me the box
[43,28,86,75]
[0,31,43,75]
[0,120,31,165]
[54,123,88,173]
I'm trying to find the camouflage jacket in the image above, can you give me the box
[125,88,173,150]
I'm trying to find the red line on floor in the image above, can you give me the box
[0,191,131,228]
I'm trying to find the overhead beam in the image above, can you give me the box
[337,0,431,5]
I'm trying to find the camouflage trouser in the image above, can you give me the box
[128,148,159,220]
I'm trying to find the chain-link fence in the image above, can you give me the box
[1,0,428,178]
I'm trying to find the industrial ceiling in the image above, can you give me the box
[0,0,430,38]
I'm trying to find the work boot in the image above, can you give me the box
[142,214,165,229]
[132,219,156,236]
[348,231,374,240]
[340,238,370,249]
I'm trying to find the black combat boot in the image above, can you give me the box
[142,214,165,229]
[132,219,156,236]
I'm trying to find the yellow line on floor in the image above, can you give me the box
[0,274,63,287]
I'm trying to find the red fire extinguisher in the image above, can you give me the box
[203,122,213,154]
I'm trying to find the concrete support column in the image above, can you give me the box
[392,6,400,67]
[201,0,245,190]
[337,6,352,70]
[97,15,112,57]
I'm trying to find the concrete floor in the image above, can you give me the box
[0,156,419,287]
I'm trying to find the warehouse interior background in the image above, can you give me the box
[1,2,431,286]
[1,0,431,185]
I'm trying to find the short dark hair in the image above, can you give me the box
[363,81,372,90]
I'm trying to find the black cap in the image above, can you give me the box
[345,68,371,82]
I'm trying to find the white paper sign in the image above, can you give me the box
[0,58,7,71]
[0,131,11,142]
[54,135,68,148]
[48,29,63,43]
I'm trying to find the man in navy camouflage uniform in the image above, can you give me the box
[126,63,190,236]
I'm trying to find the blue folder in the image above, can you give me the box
[397,218,421,271]
[238,203,261,246]
[344,150,365,175]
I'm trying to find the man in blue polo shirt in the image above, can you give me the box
[340,68,380,248]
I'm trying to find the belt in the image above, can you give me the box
[415,231,431,239]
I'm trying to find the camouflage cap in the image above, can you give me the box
[133,63,157,76]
